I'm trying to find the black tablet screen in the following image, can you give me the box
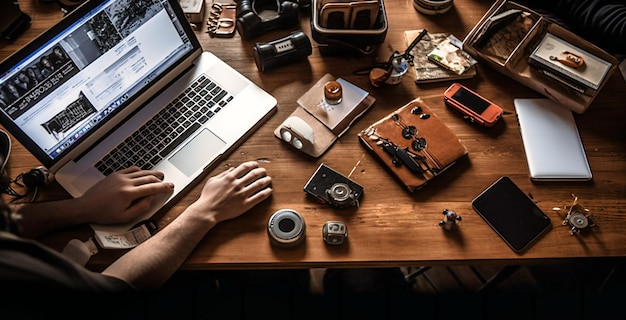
[472,176,552,253]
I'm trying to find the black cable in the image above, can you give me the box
[1,169,48,202]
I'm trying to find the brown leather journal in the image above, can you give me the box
[358,98,468,192]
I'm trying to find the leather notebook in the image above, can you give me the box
[358,98,468,192]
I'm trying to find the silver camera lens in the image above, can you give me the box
[326,182,354,207]
[267,209,306,247]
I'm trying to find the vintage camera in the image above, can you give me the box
[304,163,363,208]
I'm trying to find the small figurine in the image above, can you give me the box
[439,209,461,230]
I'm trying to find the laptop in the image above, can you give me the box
[514,98,591,181]
[0,0,277,248]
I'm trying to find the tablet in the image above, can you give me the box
[472,176,552,253]
[514,98,592,181]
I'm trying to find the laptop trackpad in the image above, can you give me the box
[169,129,226,177]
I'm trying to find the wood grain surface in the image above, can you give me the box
[1,0,625,271]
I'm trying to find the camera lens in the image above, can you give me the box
[569,213,588,228]
[279,218,295,232]
[326,183,354,207]
[267,209,306,248]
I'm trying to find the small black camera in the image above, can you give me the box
[304,163,363,208]
[253,31,312,71]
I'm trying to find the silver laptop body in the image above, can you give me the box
[514,98,591,181]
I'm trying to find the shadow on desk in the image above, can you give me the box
[6,261,625,319]
[31,260,619,320]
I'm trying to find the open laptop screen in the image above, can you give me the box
[0,0,197,168]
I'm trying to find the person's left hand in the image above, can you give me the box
[77,166,174,225]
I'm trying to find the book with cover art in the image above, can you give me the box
[405,29,477,84]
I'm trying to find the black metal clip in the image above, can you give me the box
[377,138,433,176]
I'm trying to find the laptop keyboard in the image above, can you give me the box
[95,74,233,176]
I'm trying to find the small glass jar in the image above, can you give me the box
[324,80,343,105]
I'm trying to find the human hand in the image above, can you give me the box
[78,166,174,225]
[188,161,273,224]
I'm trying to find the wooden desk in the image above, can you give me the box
[1,0,625,271]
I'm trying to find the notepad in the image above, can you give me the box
[514,98,592,181]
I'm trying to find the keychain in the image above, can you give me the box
[207,2,237,37]
[550,51,585,69]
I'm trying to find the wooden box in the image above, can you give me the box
[463,0,619,114]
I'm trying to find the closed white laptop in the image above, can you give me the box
[514,98,591,181]
[0,0,277,248]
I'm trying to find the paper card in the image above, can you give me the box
[427,35,478,75]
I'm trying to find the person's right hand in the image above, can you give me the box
[187,161,273,224]
[77,166,174,225]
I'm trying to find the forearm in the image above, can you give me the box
[101,203,217,290]
[10,197,91,238]
[101,161,272,290]
[10,168,176,238]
